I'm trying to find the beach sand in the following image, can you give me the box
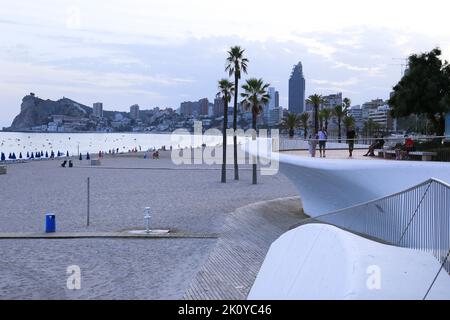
[0,150,298,299]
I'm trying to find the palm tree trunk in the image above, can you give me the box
[233,73,239,181]
[221,95,228,183]
[252,111,257,185]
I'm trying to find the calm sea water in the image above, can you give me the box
[0,132,228,156]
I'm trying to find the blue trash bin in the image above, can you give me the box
[45,213,56,233]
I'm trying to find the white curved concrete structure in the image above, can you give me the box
[248,224,450,300]
[276,153,450,216]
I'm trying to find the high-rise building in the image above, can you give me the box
[180,101,194,116]
[275,91,280,109]
[362,99,385,120]
[213,97,225,117]
[268,108,283,126]
[369,105,396,131]
[93,102,103,118]
[322,93,343,110]
[180,98,209,116]
[267,87,276,110]
[130,104,140,120]
[198,98,209,116]
[289,62,306,114]
[264,87,278,123]
[348,105,363,130]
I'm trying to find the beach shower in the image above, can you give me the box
[144,207,151,234]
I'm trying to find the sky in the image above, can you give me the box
[1,0,450,128]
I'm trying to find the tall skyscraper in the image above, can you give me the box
[289,62,306,114]
[267,87,276,110]
[275,91,280,109]
[93,102,103,118]
[130,104,140,120]
[264,87,277,123]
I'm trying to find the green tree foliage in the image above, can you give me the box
[299,112,310,139]
[282,113,300,138]
[241,78,270,185]
[389,48,450,136]
[225,46,249,180]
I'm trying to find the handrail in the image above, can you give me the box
[295,177,450,299]
[308,178,449,222]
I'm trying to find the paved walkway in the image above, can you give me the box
[183,196,307,300]
[282,149,381,160]
[0,231,218,240]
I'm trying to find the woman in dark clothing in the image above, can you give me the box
[346,127,356,157]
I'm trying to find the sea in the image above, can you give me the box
[0,132,229,156]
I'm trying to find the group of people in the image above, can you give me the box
[61,160,74,168]
[362,134,414,160]
[307,127,359,158]
[308,127,330,158]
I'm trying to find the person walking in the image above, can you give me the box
[318,127,328,158]
[346,127,356,158]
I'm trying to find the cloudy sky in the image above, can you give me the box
[1,0,450,127]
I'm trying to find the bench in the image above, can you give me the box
[375,149,437,161]
[90,159,101,166]
[375,149,396,159]
[0,166,6,175]
[408,151,437,161]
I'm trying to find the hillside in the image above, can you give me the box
[8,94,92,131]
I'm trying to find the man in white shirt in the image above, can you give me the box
[318,127,328,158]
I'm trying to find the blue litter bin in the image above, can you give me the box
[45,213,56,233]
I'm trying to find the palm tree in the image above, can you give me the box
[306,94,325,133]
[333,104,348,143]
[282,113,299,138]
[363,119,382,138]
[298,112,310,139]
[217,79,234,183]
[343,116,356,131]
[343,97,351,110]
[319,108,332,131]
[225,46,249,181]
[241,78,270,185]
[318,112,324,129]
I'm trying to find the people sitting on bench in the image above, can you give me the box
[364,135,385,157]
[395,136,415,160]
[61,160,67,168]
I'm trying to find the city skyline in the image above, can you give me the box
[1,0,450,127]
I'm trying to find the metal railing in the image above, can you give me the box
[299,178,450,297]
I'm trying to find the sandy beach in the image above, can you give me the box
[0,150,298,299]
